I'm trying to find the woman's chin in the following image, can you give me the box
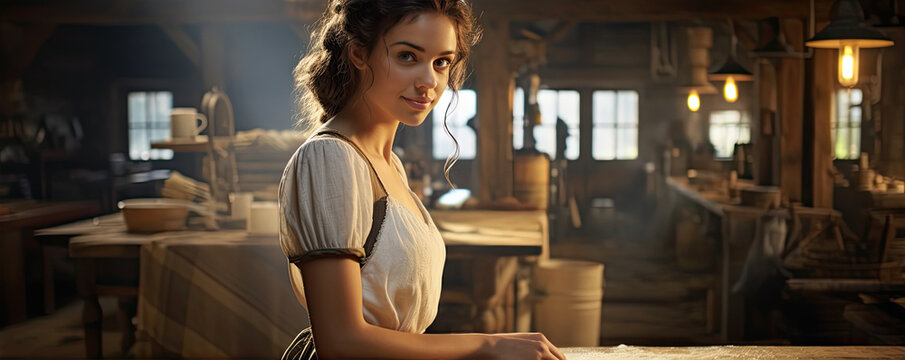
[399,114,428,127]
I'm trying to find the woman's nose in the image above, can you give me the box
[415,64,438,90]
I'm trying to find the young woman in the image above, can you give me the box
[278,1,566,359]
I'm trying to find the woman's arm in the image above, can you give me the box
[299,256,566,360]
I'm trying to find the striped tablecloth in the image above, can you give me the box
[134,231,308,358]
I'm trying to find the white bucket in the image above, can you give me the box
[532,259,604,347]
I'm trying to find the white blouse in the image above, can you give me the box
[278,136,446,334]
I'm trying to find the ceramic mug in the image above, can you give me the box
[170,108,207,139]
[229,192,254,220]
[248,201,279,235]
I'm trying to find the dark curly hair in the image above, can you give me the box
[293,0,481,185]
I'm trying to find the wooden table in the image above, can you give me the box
[0,200,102,325]
[430,209,546,333]
[44,208,544,357]
[560,345,905,359]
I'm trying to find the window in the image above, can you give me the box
[432,89,476,160]
[833,88,862,160]
[592,90,639,160]
[128,91,173,161]
[709,110,751,159]
[512,88,580,160]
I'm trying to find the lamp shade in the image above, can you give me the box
[805,0,894,49]
[709,57,753,81]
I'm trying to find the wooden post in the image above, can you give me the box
[777,18,805,203]
[806,46,836,208]
[876,28,905,179]
[755,59,778,187]
[474,16,514,203]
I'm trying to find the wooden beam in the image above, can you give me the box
[1,0,835,25]
[545,20,577,43]
[538,67,649,88]
[1,23,56,80]
[477,0,836,22]
[755,59,778,187]
[807,47,835,208]
[733,21,757,52]
[158,24,200,67]
[474,16,514,203]
[0,0,323,24]
[877,28,905,179]
[778,18,805,203]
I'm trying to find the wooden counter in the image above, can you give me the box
[664,176,847,342]
[561,345,905,359]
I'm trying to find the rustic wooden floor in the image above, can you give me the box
[551,228,722,346]
[0,297,124,359]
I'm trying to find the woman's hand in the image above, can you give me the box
[482,332,567,360]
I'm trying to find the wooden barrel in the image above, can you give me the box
[513,151,549,209]
[533,259,605,347]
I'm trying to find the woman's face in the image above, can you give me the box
[357,12,458,127]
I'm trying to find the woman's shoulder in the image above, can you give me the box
[287,135,370,178]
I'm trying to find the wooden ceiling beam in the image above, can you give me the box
[0,0,324,24]
[476,0,836,22]
[1,0,838,25]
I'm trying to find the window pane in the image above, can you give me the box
[835,127,850,159]
[513,87,525,149]
[537,90,558,126]
[593,90,639,160]
[533,126,557,159]
[616,128,638,159]
[565,129,580,160]
[128,91,173,161]
[616,91,639,126]
[709,110,746,159]
[832,89,862,160]
[515,89,581,160]
[593,127,615,160]
[849,127,861,160]
[593,91,615,125]
[850,88,863,105]
[558,91,581,128]
[433,89,477,159]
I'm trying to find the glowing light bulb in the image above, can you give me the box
[687,90,701,112]
[838,44,859,88]
[723,76,738,103]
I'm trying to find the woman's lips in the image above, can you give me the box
[402,96,430,110]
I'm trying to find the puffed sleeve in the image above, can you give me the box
[278,138,374,265]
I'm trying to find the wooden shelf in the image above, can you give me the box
[151,135,252,152]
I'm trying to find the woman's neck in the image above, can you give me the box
[327,101,399,162]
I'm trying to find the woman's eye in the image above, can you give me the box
[434,58,451,68]
[398,52,415,62]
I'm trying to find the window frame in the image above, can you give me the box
[512,87,582,160]
[832,87,863,161]
[113,78,183,164]
[707,109,752,160]
[127,90,175,161]
[590,89,641,162]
